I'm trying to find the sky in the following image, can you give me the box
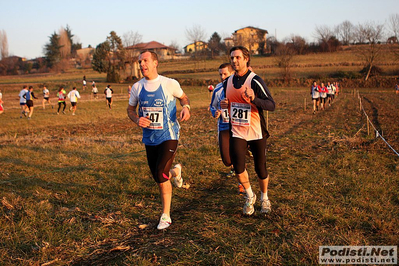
[0,0,398,59]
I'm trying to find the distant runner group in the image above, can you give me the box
[13,81,115,119]
[310,81,340,114]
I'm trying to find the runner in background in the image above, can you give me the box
[19,85,29,118]
[25,86,38,119]
[210,64,235,174]
[57,86,67,115]
[208,84,214,98]
[311,81,320,114]
[92,83,98,99]
[319,82,328,111]
[104,85,113,109]
[82,76,87,90]
[0,89,4,114]
[42,86,53,109]
[67,87,81,115]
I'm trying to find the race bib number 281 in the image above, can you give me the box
[142,107,164,130]
[230,102,251,126]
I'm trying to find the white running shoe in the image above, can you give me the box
[260,199,271,214]
[171,164,183,188]
[157,213,172,230]
[243,194,256,215]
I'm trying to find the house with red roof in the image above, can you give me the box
[125,41,178,60]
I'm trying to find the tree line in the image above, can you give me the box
[0,14,398,82]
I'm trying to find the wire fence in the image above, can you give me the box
[356,90,399,157]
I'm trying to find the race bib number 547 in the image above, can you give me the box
[142,107,164,130]
[231,102,251,126]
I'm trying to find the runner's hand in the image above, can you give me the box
[180,107,190,122]
[242,87,255,103]
[215,109,221,119]
[220,98,229,109]
[138,116,151,128]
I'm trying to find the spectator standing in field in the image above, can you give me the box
[67,87,81,115]
[82,76,87,90]
[92,83,98,99]
[319,82,328,110]
[25,86,38,119]
[19,85,29,118]
[104,85,113,109]
[0,89,4,114]
[42,86,53,109]
[395,84,399,95]
[220,46,275,216]
[57,87,67,115]
[311,81,320,114]
[210,63,236,177]
[92,80,95,87]
[127,50,191,230]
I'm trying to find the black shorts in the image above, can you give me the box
[145,140,178,183]
[71,102,77,107]
[230,137,268,179]
[44,97,50,102]
[26,100,34,108]
[106,97,112,103]
[312,98,320,101]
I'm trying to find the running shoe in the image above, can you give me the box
[157,213,172,230]
[171,164,183,188]
[260,199,271,214]
[243,194,256,215]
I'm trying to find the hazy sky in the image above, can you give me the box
[0,0,398,59]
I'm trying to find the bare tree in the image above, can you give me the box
[185,24,207,54]
[286,34,308,54]
[59,27,71,59]
[337,20,354,45]
[314,25,334,43]
[274,42,296,83]
[0,30,9,60]
[353,21,385,80]
[314,25,335,51]
[387,14,399,62]
[388,13,399,40]
[122,30,142,47]
[169,40,180,54]
[122,31,142,80]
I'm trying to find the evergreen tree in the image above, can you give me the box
[43,32,61,68]
[92,31,126,82]
[208,32,225,57]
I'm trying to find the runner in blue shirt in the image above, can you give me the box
[127,51,191,230]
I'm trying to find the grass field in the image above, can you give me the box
[1,70,398,265]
